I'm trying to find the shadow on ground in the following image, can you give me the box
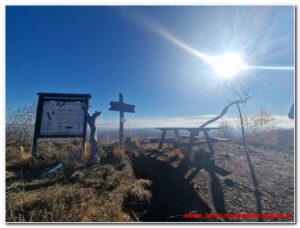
[132,154,212,222]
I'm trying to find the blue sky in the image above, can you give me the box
[6,6,294,125]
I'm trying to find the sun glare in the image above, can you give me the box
[206,52,248,79]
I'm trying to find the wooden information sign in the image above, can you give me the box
[32,93,91,157]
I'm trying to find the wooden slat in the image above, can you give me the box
[156,127,220,131]
[150,137,207,146]
[210,137,233,142]
[150,137,177,143]
[149,137,168,143]
[150,137,231,144]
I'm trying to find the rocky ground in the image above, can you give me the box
[133,140,294,222]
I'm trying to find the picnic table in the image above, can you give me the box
[153,127,231,157]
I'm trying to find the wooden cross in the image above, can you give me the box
[109,93,135,145]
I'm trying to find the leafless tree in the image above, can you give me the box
[234,106,275,135]
[218,120,234,138]
[6,103,37,142]
[234,114,254,135]
[252,106,275,133]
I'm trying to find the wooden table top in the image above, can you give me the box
[156,127,220,131]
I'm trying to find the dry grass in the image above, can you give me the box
[7,185,99,222]
[127,179,152,203]
[6,140,32,167]
[6,162,141,222]
[82,143,92,162]
[123,179,152,218]
[166,149,185,161]
[246,129,294,151]
[7,150,32,167]
[113,147,125,161]
[6,127,294,222]
[6,137,152,222]
[19,151,31,162]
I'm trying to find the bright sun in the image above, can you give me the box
[206,52,248,79]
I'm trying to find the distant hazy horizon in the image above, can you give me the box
[99,114,294,129]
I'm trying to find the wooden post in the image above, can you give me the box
[174,129,180,139]
[109,93,135,147]
[31,95,43,157]
[203,129,214,159]
[86,111,101,162]
[81,98,89,160]
[187,129,197,153]
[158,129,167,150]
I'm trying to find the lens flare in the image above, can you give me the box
[120,9,294,77]
[248,66,294,71]
[153,24,293,78]
[205,52,248,78]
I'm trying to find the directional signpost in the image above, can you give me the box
[109,93,135,146]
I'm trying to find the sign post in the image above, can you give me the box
[109,93,135,146]
[31,93,91,157]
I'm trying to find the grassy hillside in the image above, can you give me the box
[6,129,294,222]
[6,138,152,222]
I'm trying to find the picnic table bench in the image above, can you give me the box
[156,127,218,147]
[150,99,247,157]
[153,127,232,157]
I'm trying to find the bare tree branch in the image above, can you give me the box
[199,98,248,129]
